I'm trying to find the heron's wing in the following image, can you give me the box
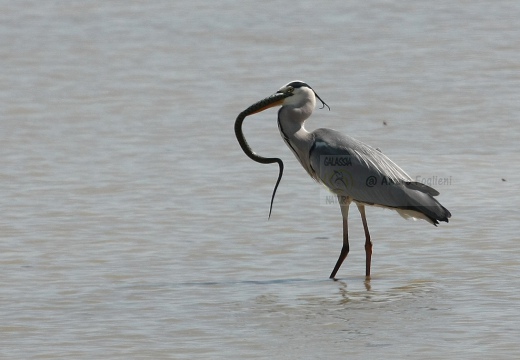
[309,129,438,208]
[308,128,450,224]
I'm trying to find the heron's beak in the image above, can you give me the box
[245,91,292,116]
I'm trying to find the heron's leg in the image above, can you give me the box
[356,204,372,278]
[330,197,350,279]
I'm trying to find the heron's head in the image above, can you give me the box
[246,80,329,116]
[276,81,329,111]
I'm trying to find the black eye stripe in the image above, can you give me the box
[286,81,311,89]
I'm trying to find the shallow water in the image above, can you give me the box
[1,1,519,359]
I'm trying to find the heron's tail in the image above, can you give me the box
[398,182,451,226]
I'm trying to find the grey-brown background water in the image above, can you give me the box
[1,1,519,359]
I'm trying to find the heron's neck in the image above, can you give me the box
[278,105,313,141]
[277,107,314,175]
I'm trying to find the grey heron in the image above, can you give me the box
[234,80,451,279]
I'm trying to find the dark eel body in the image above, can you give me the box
[234,93,288,218]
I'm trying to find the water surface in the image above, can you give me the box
[1,1,519,359]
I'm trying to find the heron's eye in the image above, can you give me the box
[286,86,294,93]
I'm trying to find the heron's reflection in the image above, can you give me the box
[335,277,372,304]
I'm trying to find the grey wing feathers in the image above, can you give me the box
[404,181,439,196]
[309,128,451,224]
